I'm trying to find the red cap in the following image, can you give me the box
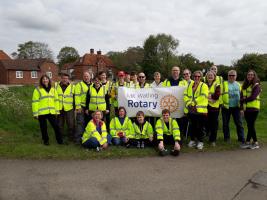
[118,71,125,77]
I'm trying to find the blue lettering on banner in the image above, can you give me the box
[128,100,157,109]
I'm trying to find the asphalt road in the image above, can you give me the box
[1,147,267,200]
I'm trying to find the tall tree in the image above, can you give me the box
[106,46,144,72]
[142,33,179,78]
[234,53,267,80]
[57,46,79,68]
[16,41,53,60]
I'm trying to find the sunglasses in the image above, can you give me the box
[138,76,145,78]
[194,75,201,78]
[228,75,236,77]
[183,73,189,75]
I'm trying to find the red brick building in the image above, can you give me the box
[62,49,117,80]
[0,50,59,84]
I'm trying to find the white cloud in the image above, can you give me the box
[0,0,267,65]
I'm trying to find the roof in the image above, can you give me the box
[0,50,11,60]
[0,59,55,71]
[80,53,114,67]
[62,53,115,70]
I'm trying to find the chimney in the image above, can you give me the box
[97,50,101,55]
[90,49,94,54]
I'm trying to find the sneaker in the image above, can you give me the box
[159,148,168,156]
[196,142,204,150]
[188,140,196,148]
[141,141,145,149]
[125,143,131,148]
[240,143,250,149]
[96,147,101,152]
[137,141,140,148]
[250,142,260,149]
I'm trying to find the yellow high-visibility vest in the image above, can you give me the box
[208,81,220,108]
[222,81,241,109]
[89,86,106,111]
[133,121,153,139]
[184,81,209,114]
[55,82,74,111]
[242,84,260,110]
[82,120,108,145]
[32,87,59,117]
[74,81,91,109]
[110,81,129,107]
[110,116,134,138]
[155,118,180,141]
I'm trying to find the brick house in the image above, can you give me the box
[62,49,117,80]
[0,51,59,85]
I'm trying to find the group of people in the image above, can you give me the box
[32,65,261,156]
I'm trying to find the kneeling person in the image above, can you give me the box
[133,111,154,148]
[82,110,111,150]
[110,107,134,146]
[156,109,181,156]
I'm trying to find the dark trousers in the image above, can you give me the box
[38,114,63,144]
[176,117,187,139]
[75,108,86,143]
[245,111,259,142]
[157,134,175,145]
[222,107,245,142]
[188,113,206,142]
[207,110,219,142]
[58,109,75,141]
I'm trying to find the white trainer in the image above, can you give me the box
[197,142,204,150]
[188,140,196,148]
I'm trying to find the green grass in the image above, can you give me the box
[0,83,266,159]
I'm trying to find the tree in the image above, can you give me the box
[16,41,53,60]
[142,33,179,78]
[107,46,144,72]
[233,53,267,80]
[57,46,80,68]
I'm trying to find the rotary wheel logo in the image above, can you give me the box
[160,94,179,113]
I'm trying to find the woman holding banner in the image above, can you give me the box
[184,70,209,150]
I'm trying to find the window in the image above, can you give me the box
[46,72,52,78]
[16,71,23,78]
[31,71,38,79]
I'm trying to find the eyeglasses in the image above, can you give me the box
[138,76,145,78]
[183,73,189,75]
[228,75,236,77]
[194,76,201,78]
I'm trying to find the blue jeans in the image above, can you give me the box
[83,134,112,149]
[222,107,244,143]
[112,137,127,146]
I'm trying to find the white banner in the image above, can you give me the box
[118,86,186,118]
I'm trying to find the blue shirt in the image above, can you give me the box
[228,81,240,107]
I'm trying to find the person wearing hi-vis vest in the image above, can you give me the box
[55,73,75,142]
[155,109,181,156]
[204,71,221,146]
[85,77,110,123]
[32,74,63,145]
[98,71,112,132]
[184,70,208,150]
[74,71,91,144]
[221,70,246,148]
[240,70,261,149]
[110,107,134,146]
[110,71,129,116]
[82,110,111,151]
[132,111,154,149]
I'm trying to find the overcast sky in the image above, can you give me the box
[1,0,267,65]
